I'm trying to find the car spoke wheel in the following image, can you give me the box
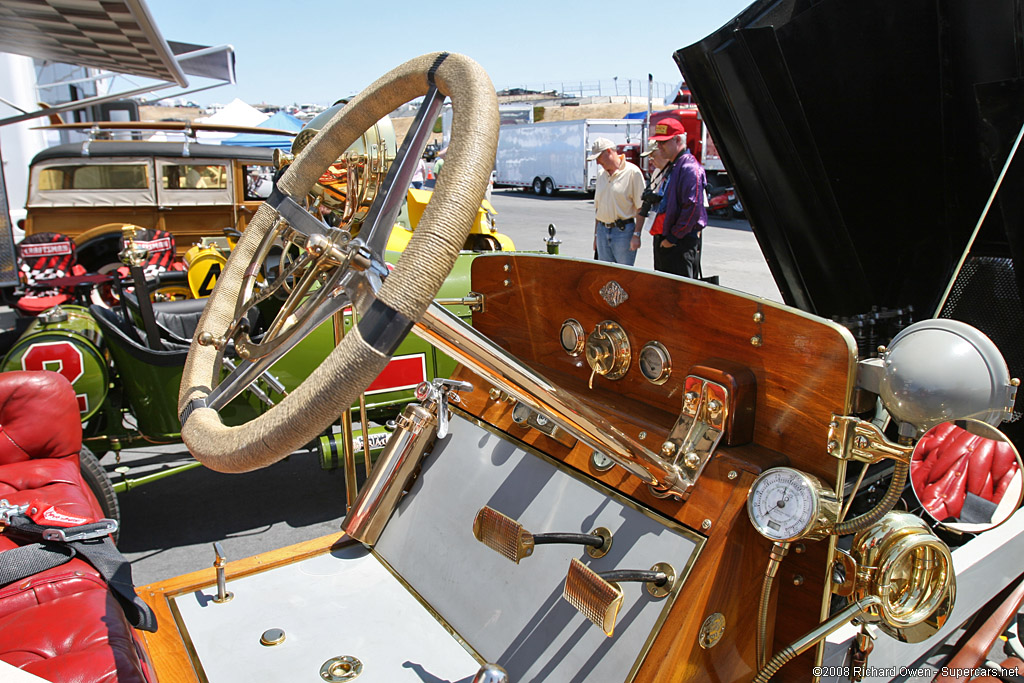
[179,53,498,473]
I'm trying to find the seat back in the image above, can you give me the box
[120,228,179,278]
[17,233,78,286]
[0,371,82,465]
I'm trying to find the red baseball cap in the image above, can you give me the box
[650,117,685,141]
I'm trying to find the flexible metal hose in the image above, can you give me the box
[753,645,797,683]
[757,542,790,669]
[832,459,909,535]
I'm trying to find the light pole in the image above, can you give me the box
[613,76,618,96]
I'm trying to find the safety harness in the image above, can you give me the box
[0,499,157,632]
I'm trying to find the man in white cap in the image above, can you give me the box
[588,137,645,265]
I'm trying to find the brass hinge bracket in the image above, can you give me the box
[826,415,912,465]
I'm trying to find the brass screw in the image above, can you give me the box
[683,451,701,469]
[793,575,805,586]
[727,470,738,480]
[854,435,870,449]
[750,335,763,347]
[684,391,700,407]
[503,279,511,287]
[661,441,677,457]
[503,263,511,272]
[488,388,501,401]
[877,345,887,355]
[701,519,712,531]
[753,311,764,323]
[707,399,723,416]
[827,440,840,454]
[1013,378,1021,387]
[793,543,805,554]
[638,431,647,440]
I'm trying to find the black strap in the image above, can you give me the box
[129,264,163,350]
[0,542,74,586]
[357,299,414,356]
[427,52,450,86]
[2,516,157,632]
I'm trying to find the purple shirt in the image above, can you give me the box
[662,151,707,243]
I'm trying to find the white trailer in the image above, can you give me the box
[494,118,644,195]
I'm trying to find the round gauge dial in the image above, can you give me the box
[560,319,586,357]
[747,467,834,542]
[638,341,672,385]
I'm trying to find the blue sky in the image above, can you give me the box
[146,0,752,107]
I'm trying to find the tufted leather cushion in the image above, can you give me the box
[0,587,153,683]
[0,372,82,466]
[0,536,105,621]
[912,422,1020,521]
[0,371,153,682]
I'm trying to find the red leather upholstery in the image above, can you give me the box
[911,422,1020,521]
[0,371,153,682]
[0,371,82,466]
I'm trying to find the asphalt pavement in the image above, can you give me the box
[119,188,781,585]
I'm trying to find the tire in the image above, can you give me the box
[532,177,543,194]
[543,178,555,196]
[79,446,120,541]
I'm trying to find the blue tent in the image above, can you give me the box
[222,111,303,148]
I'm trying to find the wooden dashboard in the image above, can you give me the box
[450,253,859,682]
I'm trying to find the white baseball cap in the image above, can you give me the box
[587,137,616,161]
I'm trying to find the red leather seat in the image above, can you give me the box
[0,371,153,682]
[911,422,1020,521]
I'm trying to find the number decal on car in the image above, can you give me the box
[20,341,89,413]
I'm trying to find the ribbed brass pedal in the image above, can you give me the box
[562,558,676,637]
[473,506,613,563]
[563,557,624,637]
[473,506,535,563]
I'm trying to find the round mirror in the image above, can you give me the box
[910,418,1023,533]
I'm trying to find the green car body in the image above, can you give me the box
[1,250,478,480]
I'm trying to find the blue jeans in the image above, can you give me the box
[595,220,637,265]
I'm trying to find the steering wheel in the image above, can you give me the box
[178,53,498,472]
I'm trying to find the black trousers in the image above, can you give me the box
[653,231,702,278]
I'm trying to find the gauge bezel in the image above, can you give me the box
[638,341,672,385]
[747,467,831,542]
[559,318,586,357]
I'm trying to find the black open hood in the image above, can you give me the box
[675,0,1024,322]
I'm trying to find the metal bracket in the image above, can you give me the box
[826,415,912,465]
[653,376,729,499]
[510,401,578,448]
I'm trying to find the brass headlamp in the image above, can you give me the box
[836,511,955,643]
[274,101,397,231]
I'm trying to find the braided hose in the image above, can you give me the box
[832,459,909,536]
[753,646,797,683]
[757,542,790,669]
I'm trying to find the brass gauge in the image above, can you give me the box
[747,467,839,542]
[638,341,672,385]
[560,319,586,357]
[585,321,631,382]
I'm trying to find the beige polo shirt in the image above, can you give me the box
[594,158,645,224]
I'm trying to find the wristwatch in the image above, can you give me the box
[633,231,641,237]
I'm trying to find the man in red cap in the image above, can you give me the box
[649,117,707,278]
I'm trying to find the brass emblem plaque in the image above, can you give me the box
[698,612,726,649]
[599,281,629,307]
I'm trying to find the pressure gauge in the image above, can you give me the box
[747,467,840,542]
[638,341,672,385]
[560,319,586,357]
